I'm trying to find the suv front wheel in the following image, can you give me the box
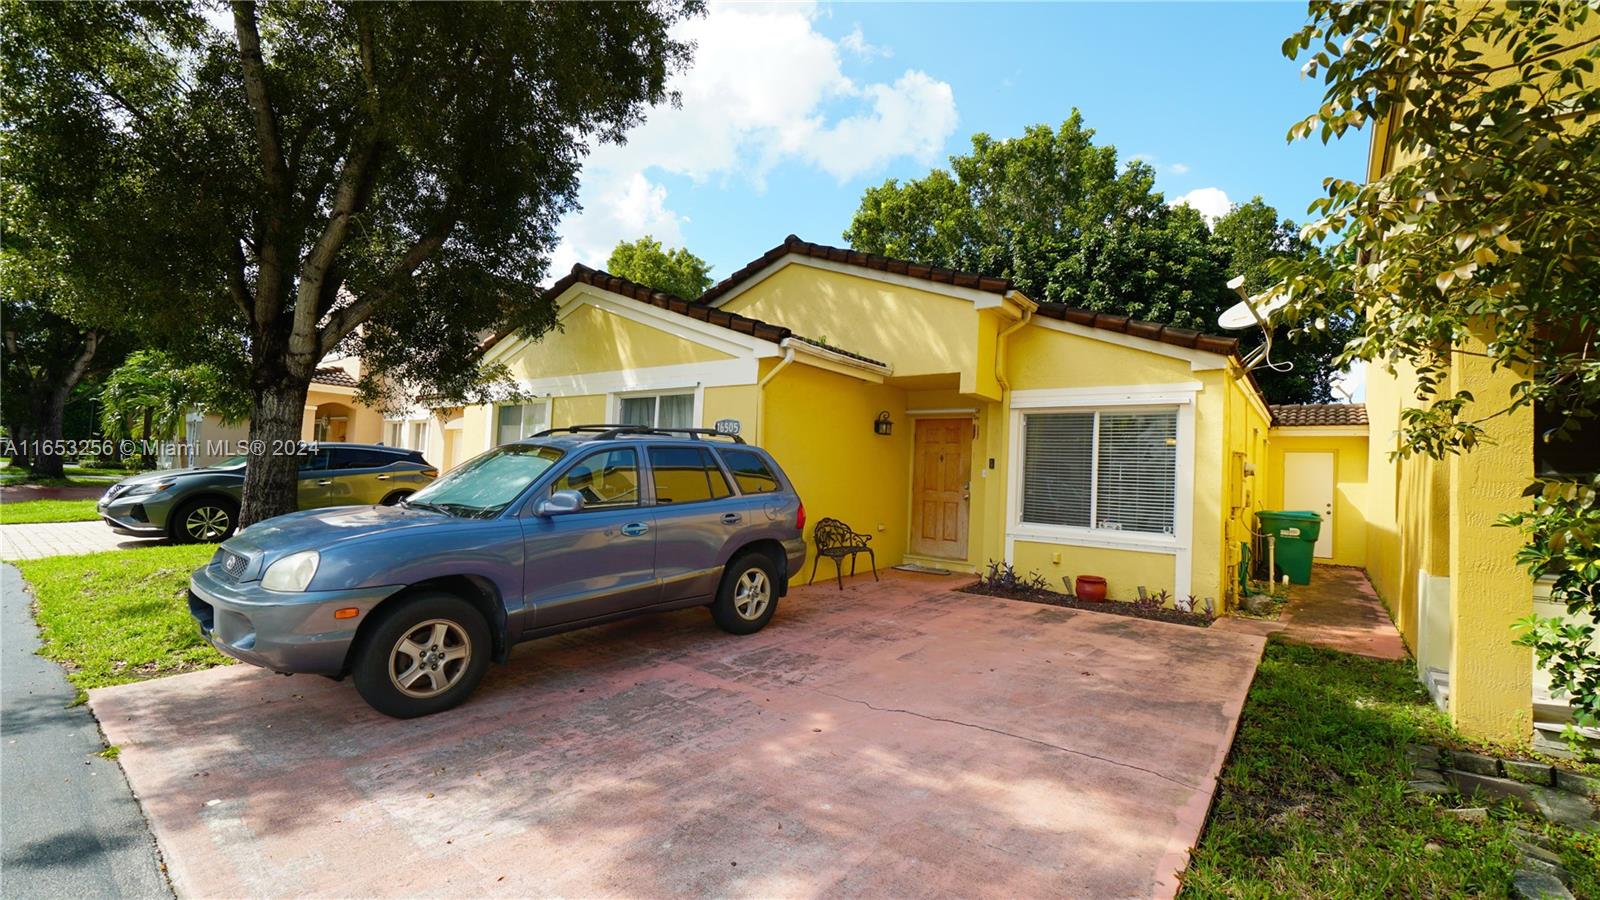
[710,552,780,635]
[352,592,491,718]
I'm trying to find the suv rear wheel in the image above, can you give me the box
[710,552,779,635]
[352,592,491,718]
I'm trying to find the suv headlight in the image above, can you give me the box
[261,550,319,592]
[122,480,175,497]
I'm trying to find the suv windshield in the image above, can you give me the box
[403,444,565,518]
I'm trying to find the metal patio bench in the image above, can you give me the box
[808,517,878,589]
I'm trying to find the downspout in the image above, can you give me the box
[754,345,797,444]
[992,298,1033,565]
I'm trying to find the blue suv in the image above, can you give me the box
[187,426,807,717]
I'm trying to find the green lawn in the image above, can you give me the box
[0,499,101,524]
[1182,639,1598,897]
[17,544,231,694]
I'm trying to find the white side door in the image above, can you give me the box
[1282,451,1335,559]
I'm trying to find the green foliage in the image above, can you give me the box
[1277,3,1600,741]
[2,0,701,519]
[1505,476,1600,742]
[606,235,714,300]
[98,350,248,443]
[843,115,1350,403]
[18,544,229,691]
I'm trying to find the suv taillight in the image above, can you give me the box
[422,468,439,477]
[796,500,806,532]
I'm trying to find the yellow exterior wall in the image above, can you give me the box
[1006,324,1195,388]
[720,264,990,394]
[493,300,732,380]
[760,363,911,571]
[1265,430,1369,568]
[1010,542,1173,600]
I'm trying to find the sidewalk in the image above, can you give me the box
[0,522,164,562]
[1278,565,1409,660]
[0,564,171,899]
[1213,566,1409,661]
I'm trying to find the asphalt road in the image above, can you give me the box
[1,563,171,899]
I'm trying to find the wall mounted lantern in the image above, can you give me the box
[873,411,893,436]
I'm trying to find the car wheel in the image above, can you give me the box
[710,552,780,635]
[380,490,413,506]
[170,497,238,544]
[352,592,491,718]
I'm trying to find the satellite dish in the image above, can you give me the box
[1218,288,1292,330]
[1219,275,1296,374]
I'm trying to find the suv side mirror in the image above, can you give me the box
[534,489,585,517]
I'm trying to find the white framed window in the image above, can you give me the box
[383,420,403,448]
[495,401,550,445]
[614,390,696,429]
[408,420,429,452]
[1018,407,1179,538]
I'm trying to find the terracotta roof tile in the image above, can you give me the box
[311,367,358,388]
[1032,303,1243,359]
[1270,404,1369,427]
[545,264,888,369]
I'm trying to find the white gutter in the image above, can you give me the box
[754,346,797,444]
[781,337,893,376]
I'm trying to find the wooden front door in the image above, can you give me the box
[911,418,971,560]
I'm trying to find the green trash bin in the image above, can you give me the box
[1257,510,1323,585]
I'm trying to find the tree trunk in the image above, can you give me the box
[140,407,155,469]
[239,375,311,527]
[30,388,70,479]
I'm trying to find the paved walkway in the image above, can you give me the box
[0,522,166,561]
[1278,565,1409,660]
[0,564,171,899]
[92,573,1266,899]
[0,483,112,501]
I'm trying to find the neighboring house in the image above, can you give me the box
[163,362,393,468]
[457,236,1275,611]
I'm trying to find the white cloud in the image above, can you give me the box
[1168,162,1190,175]
[841,24,892,59]
[1170,186,1232,223]
[550,2,957,279]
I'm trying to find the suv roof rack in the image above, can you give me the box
[530,424,747,444]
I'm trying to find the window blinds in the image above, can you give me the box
[1021,408,1177,536]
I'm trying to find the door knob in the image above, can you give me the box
[721,512,742,525]
[620,522,649,537]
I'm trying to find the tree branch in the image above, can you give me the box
[316,210,457,359]
[231,1,290,204]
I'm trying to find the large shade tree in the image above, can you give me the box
[843,115,1353,403]
[3,1,700,523]
[606,235,714,300]
[1276,2,1600,742]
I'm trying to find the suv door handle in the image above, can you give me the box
[721,512,742,525]
[316,479,333,486]
[376,474,390,481]
[620,522,649,537]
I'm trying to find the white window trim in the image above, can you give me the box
[384,414,434,452]
[1004,387,1196,600]
[483,397,554,448]
[608,386,704,429]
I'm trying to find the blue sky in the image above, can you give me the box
[553,1,1369,287]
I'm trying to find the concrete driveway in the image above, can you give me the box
[91,574,1264,898]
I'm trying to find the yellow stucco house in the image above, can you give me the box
[442,236,1275,611]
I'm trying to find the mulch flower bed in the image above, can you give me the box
[960,582,1215,628]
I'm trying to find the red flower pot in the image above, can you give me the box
[1075,576,1108,602]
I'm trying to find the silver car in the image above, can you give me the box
[187,426,807,717]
